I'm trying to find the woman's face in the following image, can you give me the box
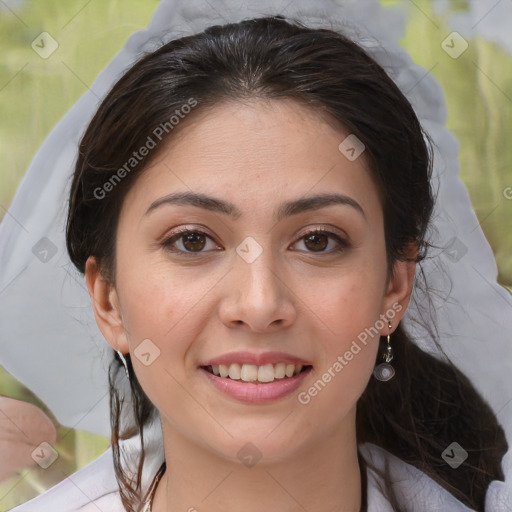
[87,98,414,464]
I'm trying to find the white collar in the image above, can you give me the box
[9,418,500,511]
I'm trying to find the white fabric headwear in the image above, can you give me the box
[1,0,511,510]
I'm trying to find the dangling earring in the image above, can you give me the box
[116,350,130,379]
[383,320,394,364]
[373,321,395,381]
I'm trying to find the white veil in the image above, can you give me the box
[1,0,511,509]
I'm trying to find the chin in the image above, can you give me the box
[196,423,313,467]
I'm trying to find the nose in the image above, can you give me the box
[218,242,297,333]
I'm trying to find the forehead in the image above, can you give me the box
[162,98,352,167]
[120,98,381,222]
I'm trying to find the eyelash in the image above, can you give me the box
[160,227,349,257]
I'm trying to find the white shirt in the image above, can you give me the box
[8,418,512,511]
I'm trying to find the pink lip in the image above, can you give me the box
[201,351,312,367]
[199,366,313,404]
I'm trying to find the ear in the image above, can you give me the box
[85,256,129,354]
[380,250,417,336]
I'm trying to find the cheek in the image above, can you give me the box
[115,269,208,418]
[116,251,211,336]
[113,258,212,385]
[297,280,383,425]
[319,288,382,377]
[310,261,387,342]
[303,261,386,396]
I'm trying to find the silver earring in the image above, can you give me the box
[116,350,130,379]
[384,321,394,363]
[373,321,395,381]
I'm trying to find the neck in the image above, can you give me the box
[151,410,363,512]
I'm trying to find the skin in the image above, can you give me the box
[86,98,416,512]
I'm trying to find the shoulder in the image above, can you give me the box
[7,449,124,512]
[9,420,165,512]
[359,443,476,512]
[360,442,512,511]
[8,422,166,512]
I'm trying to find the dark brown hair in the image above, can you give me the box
[66,15,507,511]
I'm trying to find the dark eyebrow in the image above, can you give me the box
[145,191,242,219]
[276,193,366,222]
[144,191,366,221]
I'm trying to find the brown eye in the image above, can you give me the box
[161,229,219,256]
[292,228,349,254]
[182,232,207,252]
[304,232,329,252]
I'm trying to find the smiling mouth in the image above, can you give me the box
[201,363,312,383]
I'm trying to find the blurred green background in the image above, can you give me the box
[0,0,510,509]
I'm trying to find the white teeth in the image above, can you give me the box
[228,363,241,380]
[208,362,307,382]
[257,364,275,383]
[241,364,258,382]
[274,363,286,379]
